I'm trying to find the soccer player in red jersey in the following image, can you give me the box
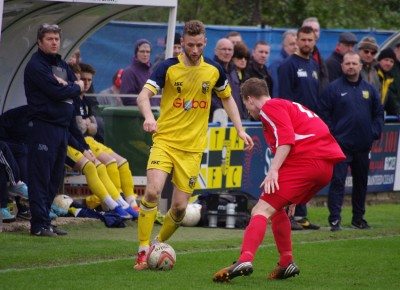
[213,78,345,282]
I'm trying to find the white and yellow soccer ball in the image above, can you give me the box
[53,194,74,211]
[181,203,202,227]
[147,242,176,270]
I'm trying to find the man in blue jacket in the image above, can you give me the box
[24,23,84,236]
[320,52,384,231]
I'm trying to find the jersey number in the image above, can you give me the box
[293,102,318,118]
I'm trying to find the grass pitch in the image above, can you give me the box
[1,203,399,289]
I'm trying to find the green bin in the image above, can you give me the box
[101,106,159,176]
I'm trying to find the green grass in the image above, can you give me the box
[1,203,399,289]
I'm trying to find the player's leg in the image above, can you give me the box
[156,149,203,243]
[110,151,137,207]
[213,199,275,282]
[134,168,168,270]
[350,151,370,229]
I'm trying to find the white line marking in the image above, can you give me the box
[0,234,398,274]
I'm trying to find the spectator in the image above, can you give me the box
[358,36,380,91]
[212,78,345,283]
[302,17,329,93]
[67,48,81,65]
[133,20,253,271]
[320,52,384,231]
[98,68,124,106]
[268,29,297,97]
[152,32,182,72]
[245,40,273,95]
[232,41,250,84]
[210,38,249,123]
[120,39,152,106]
[24,23,83,237]
[376,48,397,106]
[278,25,321,230]
[226,31,243,45]
[326,32,358,82]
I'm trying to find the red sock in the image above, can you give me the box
[271,209,293,267]
[239,214,268,262]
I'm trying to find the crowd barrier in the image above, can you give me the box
[92,106,400,199]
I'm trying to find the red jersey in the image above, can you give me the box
[260,99,345,162]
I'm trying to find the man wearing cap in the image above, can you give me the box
[326,32,358,82]
[358,36,380,91]
[120,39,152,106]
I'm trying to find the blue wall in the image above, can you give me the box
[80,21,394,92]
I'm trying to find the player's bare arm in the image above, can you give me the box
[221,96,254,150]
[137,87,157,133]
[260,144,291,194]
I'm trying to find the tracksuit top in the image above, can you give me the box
[24,48,81,128]
[319,76,384,152]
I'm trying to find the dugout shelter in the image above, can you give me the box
[0,0,178,112]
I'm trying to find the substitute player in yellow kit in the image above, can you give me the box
[134,19,254,270]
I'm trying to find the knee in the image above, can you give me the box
[170,203,187,220]
[144,186,160,203]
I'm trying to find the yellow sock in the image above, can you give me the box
[97,163,121,200]
[82,162,108,200]
[157,209,183,242]
[118,161,135,197]
[138,199,158,247]
[106,161,122,192]
[85,194,101,209]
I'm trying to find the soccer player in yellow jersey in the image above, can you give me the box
[134,20,254,270]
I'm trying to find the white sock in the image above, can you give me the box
[116,197,129,209]
[104,196,118,210]
[125,195,137,206]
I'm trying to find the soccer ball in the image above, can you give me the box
[147,242,176,270]
[53,194,74,211]
[181,203,202,227]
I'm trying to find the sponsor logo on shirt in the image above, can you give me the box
[174,81,183,93]
[297,69,307,77]
[173,97,208,111]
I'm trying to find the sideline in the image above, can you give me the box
[1,234,399,274]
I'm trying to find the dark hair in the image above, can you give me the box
[79,63,96,75]
[297,26,315,37]
[226,31,241,38]
[233,41,249,59]
[241,78,270,100]
[183,20,205,36]
[254,40,269,48]
[37,23,61,41]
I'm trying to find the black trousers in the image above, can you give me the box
[27,120,68,232]
[328,150,370,223]
[0,141,21,207]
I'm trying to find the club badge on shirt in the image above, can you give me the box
[362,91,370,99]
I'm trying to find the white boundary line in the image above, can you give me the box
[0,234,399,274]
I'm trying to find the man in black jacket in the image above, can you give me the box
[320,52,384,231]
[24,23,83,236]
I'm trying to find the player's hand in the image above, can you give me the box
[260,169,279,194]
[75,80,84,92]
[287,204,296,217]
[143,117,157,133]
[238,131,254,151]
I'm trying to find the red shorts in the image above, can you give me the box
[260,158,334,210]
